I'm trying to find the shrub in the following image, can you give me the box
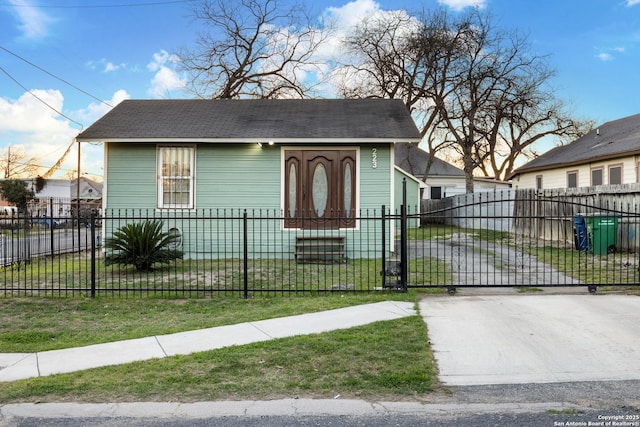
[104,220,183,271]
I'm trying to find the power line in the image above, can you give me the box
[2,0,196,9]
[0,65,84,130]
[0,45,113,109]
[39,141,74,159]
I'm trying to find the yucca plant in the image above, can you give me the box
[104,220,183,271]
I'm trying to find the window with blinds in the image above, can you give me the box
[157,146,195,209]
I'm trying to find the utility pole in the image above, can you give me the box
[76,139,81,253]
[4,146,10,178]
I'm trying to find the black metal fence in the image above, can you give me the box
[1,207,405,298]
[1,189,639,298]
[418,189,640,293]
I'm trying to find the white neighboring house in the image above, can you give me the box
[25,177,102,220]
[0,179,70,219]
[22,178,72,220]
[394,144,509,199]
[508,113,640,189]
[27,178,71,199]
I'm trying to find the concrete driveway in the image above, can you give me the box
[419,294,640,386]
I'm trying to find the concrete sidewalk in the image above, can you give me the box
[0,301,416,383]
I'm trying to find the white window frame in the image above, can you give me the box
[157,145,196,210]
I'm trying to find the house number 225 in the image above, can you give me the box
[371,148,378,169]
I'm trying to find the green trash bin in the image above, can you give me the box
[586,215,619,255]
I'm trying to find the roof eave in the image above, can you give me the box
[400,171,466,179]
[76,137,420,144]
[508,149,640,180]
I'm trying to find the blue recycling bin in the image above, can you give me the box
[573,216,588,251]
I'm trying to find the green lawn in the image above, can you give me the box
[1,251,451,296]
[0,293,439,403]
[528,245,640,286]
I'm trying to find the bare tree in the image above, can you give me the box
[0,146,40,179]
[338,10,456,180]
[474,83,594,179]
[433,11,592,189]
[339,8,591,191]
[179,0,329,99]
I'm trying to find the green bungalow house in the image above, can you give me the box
[76,98,421,260]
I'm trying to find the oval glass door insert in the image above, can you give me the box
[312,163,328,217]
[344,163,352,217]
[288,163,297,217]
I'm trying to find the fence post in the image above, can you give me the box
[90,212,96,298]
[381,205,386,288]
[76,202,82,254]
[49,198,55,258]
[243,210,248,299]
[400,178,408,292]
[22,208,31,264]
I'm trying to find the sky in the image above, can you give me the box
[1,0,639,180]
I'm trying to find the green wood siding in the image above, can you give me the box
[359,145,392,212]
[196,144,281,210]
[394,167,420,228]
[105,142,396,259]
[105,143,157,208]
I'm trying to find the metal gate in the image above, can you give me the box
[393,187,640,294]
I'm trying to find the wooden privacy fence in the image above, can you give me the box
[422,184,640,252]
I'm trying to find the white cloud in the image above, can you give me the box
[322,0,381,30]
[627,0,640,6]
[149,67,187,98]
[7,0,53,39]
[0,90,69,133]
[437,0,487,11]
[595,46,625,62]
[75,89,130,125]
[597,52,613,61]
[104,62,125,73]
[0,89,128,178]
[147,50,186,98]
[148,50,179,71]
[85,59,127,73]
[0,90,80,177]
[317,0,415,63]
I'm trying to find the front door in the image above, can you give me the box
[285,149,356,229]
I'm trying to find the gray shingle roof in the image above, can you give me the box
[76,99,421,142]
[394,143,465,177]
[509,113,640,178]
